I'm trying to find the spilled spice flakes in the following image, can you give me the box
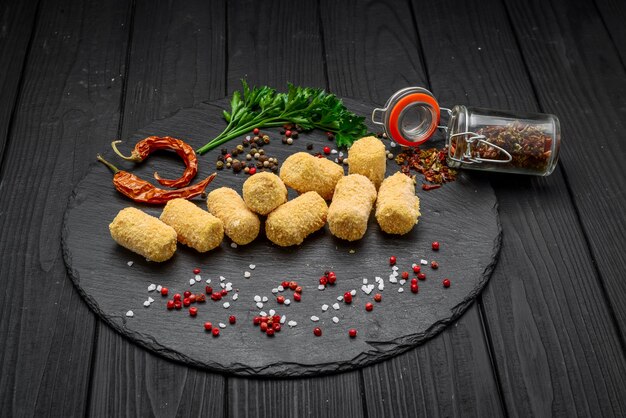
[395,146,457,187]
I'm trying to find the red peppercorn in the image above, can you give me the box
[212,328,220,337]
[272,322,281,332]
[189,307,198,317]
[260,322,268,332]
[277,295,285,304]
[389,256,397,265]
[294,292,302,302]
[411,283,419,293]
[166,300,175,310]
[205,286,212,294]
[220,289,228,296]
[160,287,169,296]
[260,316,268,323]
[443,279,451,288]
[273,315,281,323]
[212,292,222,301]
[282,280,290,288]
[289,281,298,290]
[295,286,303,294]
[196,293,206,303]
[253,127,260,135]
[413,265,421,274]
[343,292,352,304]
[253,316,261,326]
[285,129,292,137]
[349,329,357,338]
[173,293,182,302]
[374,293,382,302]
[323,146,331,155]
[313,327,322,336]
[432,241,440,251]
[431,261,439,269]
[193,268,201,274]
[417,272,426,280]
[365,302,374,312]
[204,321,212,331]
[266,328,275,336]
[411,278,418,285]
[225,153,231,159]
[184,290,191,298]
[401,271,409,280]
[229,315,236,324]
[189,294,197,303]
[174,301,182,310]
[327,271,336,281]
[319,276,328,286]
[183,298,191,307]
[249,167,257,175]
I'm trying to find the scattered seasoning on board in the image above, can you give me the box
[395,146,457,187]
[216,130,280,175]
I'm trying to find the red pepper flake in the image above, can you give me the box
[422,184,441,191]
[396,146,457,185]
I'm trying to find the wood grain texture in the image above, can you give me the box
[0,0,130,415]
[413,0,626,415]
[320,0,505,416]
[86,0,227,416]
[0,0,39,166]
[593,0,626,66]
[503,0,626,335]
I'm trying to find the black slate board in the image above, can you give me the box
[62,98,501,377]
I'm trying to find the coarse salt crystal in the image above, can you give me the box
[156,285,162,292]
[223,302,230,309]
[262,296,268,303]
[225,283,233,291]
[399,279,406,285]
[362,278,368,284]
[350,289,356,296]
[398,287,404,293]
[189,279,195,285]
[332,303,340,310]
[318,285,325,290]
[378,283,384,291]
[392,271,399,277]
[334,158,338,163]
[284,299,291,305]
[220,283,226,289]
[254,295,261,302]
[277,285,285,292]
[280,315,286,324]
[392,266,399,271]
[220,276,226,282]
[390,141,397,147]
[421,259,428,265]
[322,304,329,311]
[127,261,134,267]
[232,293,239,301]
[148,297,154,303]
[259,311,267,316]
[337,296,343,301]
[375,277,383,283]
[361,285,369,294]
[205,278,211,284]
[390,277,398,284]
[310,316,320,322]
[272,288,279,294]
[244,271,251,278]
[195,274,201,282]
[288,320,297,327]
[230,242,238,248]
[126,310,134,317]
[219,323,226,328]
[249,264,256,270]
[269,309,276,316]
[331,149,338,154]
[256,302,264,309]
[147,284,156,292]
[143,301,150,307]
[332,317,339,323]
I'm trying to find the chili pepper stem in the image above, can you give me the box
[111,140,141,162]
[97,154,120,174]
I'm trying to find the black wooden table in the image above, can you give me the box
[1,0,625,416]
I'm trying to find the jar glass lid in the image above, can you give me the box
[372,87,441,146]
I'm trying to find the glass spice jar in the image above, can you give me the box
[372,87,561,176]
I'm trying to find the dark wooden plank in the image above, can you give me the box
[320,1,504,416]
[0,0,39,166]
[225,0,363,414]
[503,0,626,334]
[594,0,626,64]
[412,0,626,415]
[87,0,227,416]
[0,0,131,415]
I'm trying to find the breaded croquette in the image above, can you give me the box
[160,198,223,252]
[242,172,288,215]
[265,191,328,246]
[109,207,177,262]
[280,152,344,200]
[328,174,377,241]
[348,136,386,189]
[375,172,421,234]
[207,187,260,245]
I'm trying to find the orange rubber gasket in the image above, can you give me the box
[388,93,440,146]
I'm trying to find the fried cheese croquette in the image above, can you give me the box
[348,136,387,189]
[160,198,224,252]
[328,174,377,241]
[375,172,421,235]
[265,191,328,246]
[280,152,344,200]
[109,207,177,262]
[242,172,288,215]
[207,187,260,245]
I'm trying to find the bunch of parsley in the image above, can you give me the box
[197,80,367,154]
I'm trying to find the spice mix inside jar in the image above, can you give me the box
[372,87,561,176]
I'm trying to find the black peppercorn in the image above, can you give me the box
[221,148,228,155]
[232,161,242,172]
[306,143,313,150]
[282,138,288,144]
[292,132,299,139]
[280,130,285,135]
[270,165,278,173]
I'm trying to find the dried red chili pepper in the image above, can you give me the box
[97,154,215,204]
[422,184,441,191]
[111,136,198,188]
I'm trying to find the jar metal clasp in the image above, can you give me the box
[448,131,513,165]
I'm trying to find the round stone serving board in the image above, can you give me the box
[62,98,501,377]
